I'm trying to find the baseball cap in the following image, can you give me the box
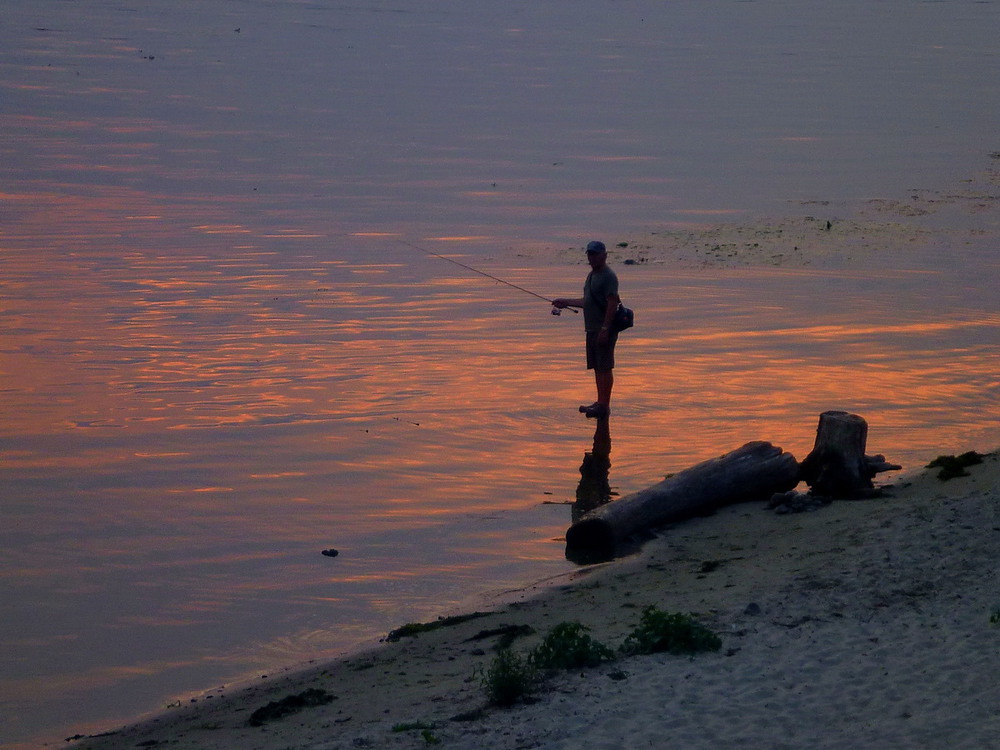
[585,240,606,253]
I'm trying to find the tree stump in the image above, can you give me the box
[565,441,800,562]
[799,411,899,497]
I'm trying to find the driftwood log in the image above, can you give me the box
[565,441,800,561]
[799,411,901,497]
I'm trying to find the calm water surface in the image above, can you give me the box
[1,0,999,746]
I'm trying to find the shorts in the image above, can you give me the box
[586,330,618,372]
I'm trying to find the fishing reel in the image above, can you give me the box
[551,305,562,316]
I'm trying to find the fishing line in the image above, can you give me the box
[395,239,578,313]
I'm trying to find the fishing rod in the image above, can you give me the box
[396,239,578,313]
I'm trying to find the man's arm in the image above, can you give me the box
[552,297,585,309]
[598,291,620,342]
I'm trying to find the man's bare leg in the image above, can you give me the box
[595,369,613,414]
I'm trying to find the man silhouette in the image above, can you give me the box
[552,240,620,419]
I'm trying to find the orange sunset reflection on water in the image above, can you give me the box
[4,233,995,498]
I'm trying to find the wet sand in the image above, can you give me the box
[73,452,1000,749]
[537,163,1000,272]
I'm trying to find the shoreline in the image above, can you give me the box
[74,451,1000,749]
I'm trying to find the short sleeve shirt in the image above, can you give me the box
[583,266,619,333]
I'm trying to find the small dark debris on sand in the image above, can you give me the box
[386,612,491,642]
[247,688,336,727]
[465,624,535,650]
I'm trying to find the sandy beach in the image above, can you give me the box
[71,450,999,749]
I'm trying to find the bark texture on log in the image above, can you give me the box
[565,441,800,561]
[799,411,900,497]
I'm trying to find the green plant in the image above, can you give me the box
[481,649,537,707]
[990,608,1000,625]
[421,729,441,745]
[620,606,721,656]
[529,622,614,670]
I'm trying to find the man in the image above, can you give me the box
[552,240,620,419]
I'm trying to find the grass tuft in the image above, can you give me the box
[481,649,537,707]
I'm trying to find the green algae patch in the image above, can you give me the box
[927,452,985,481]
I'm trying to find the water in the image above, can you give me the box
[1,1,999,746]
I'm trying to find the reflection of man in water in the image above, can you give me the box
[572,416,612,523]
[552,240,620,419]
